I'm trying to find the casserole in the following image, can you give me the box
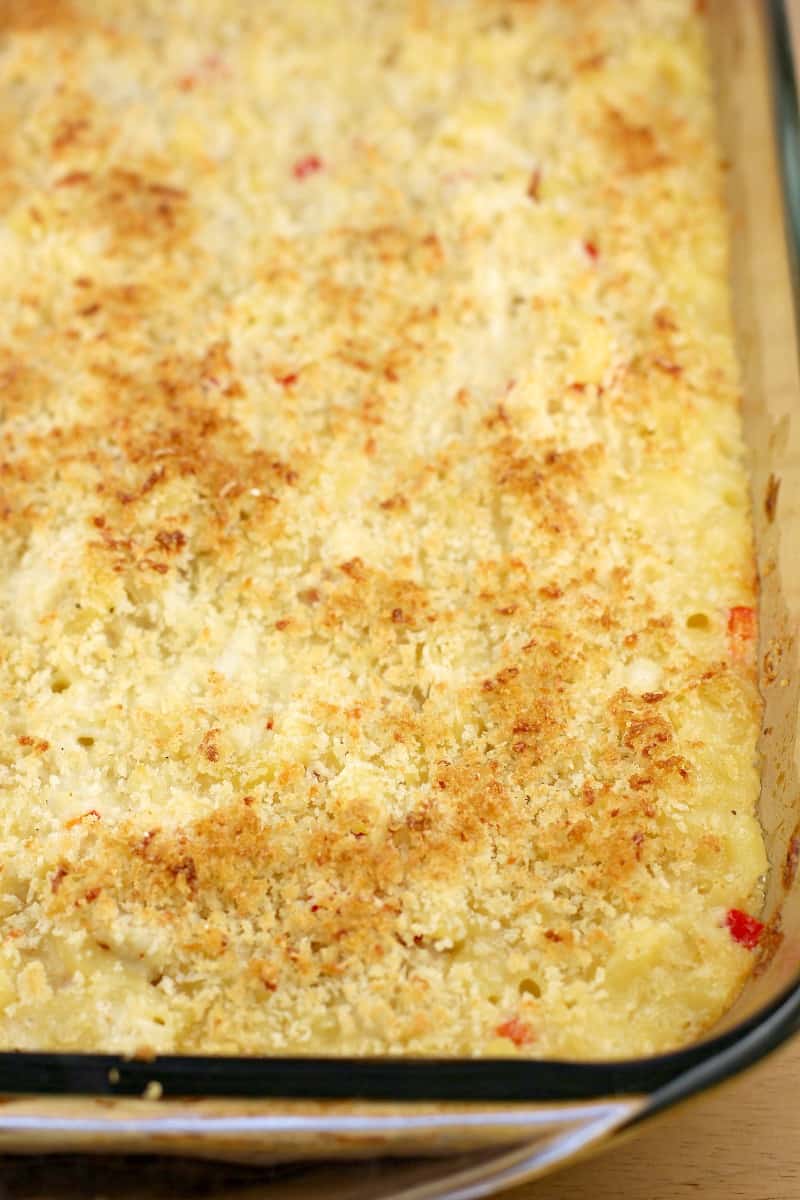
[0,0,766,1063]
[0,1,798,1196]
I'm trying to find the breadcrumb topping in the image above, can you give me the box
[0,0,765,1058]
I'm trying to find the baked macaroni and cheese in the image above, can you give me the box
[0,0,766,1058]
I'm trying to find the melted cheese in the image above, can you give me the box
[0,0,765,1058]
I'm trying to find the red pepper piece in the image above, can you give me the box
[176,53,228,92]
[201,53,228,75]
[293,155,324,180]
[727,605,756,662]
[584,239,599,261]
[495,1016,536,1046]
[527,167,542,202]
[726,907,764,950]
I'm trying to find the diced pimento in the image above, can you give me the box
[527,167,542,202]
[725,907,764,950]
[293,155,324,180]
[177,52,229,92]
[495,1016,536,1046]
[727,605,756,663]
[584,239,599,260]
[201,53,228,74]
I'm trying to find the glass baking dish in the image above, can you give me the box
[1,2,799,1196]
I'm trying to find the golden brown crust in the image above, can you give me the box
[0,0,74,33]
